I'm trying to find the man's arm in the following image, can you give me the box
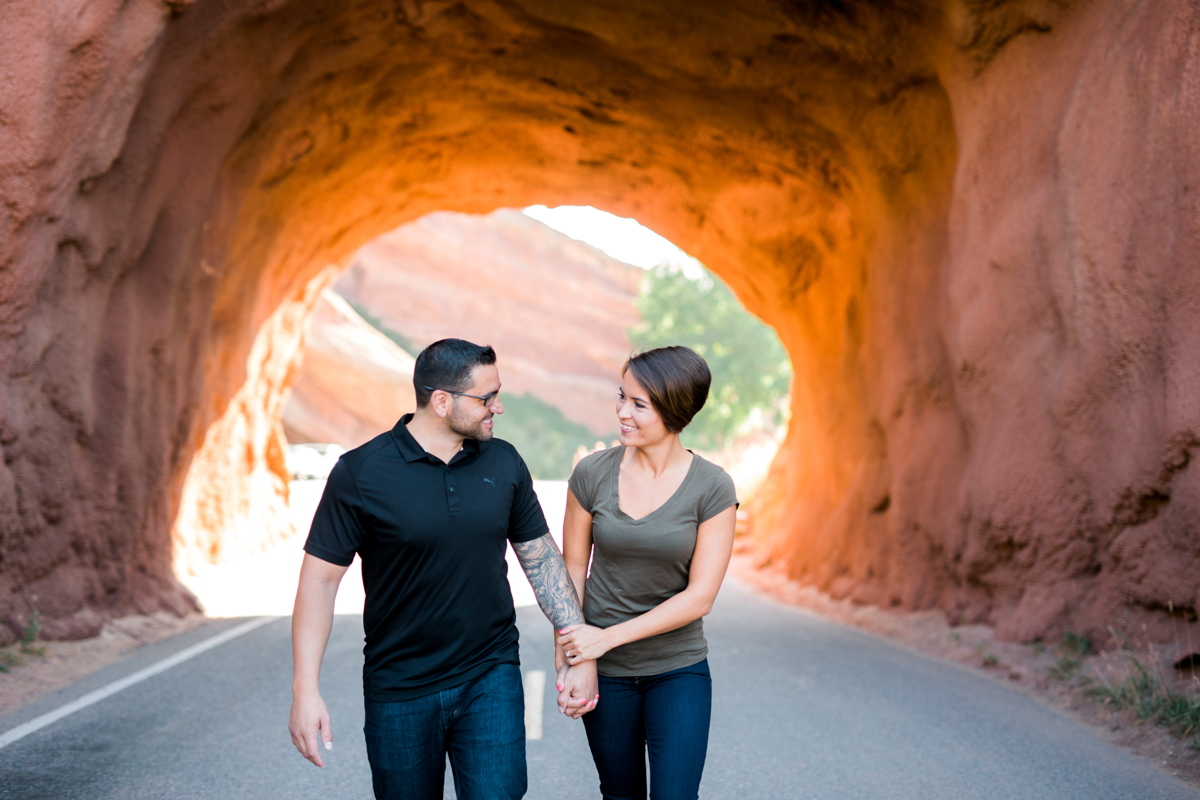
[289,553,349,769]
[512,533,597,717]
[511,532,585,629]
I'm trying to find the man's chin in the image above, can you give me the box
[455,424,494,442]
[449,414,493,441]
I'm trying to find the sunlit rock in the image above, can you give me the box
[336,209,641,435]
[281,290,417,448]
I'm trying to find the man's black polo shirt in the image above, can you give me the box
[304,413,549,702]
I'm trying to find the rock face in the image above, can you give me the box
[336,209,641,435]
[0,0,1197,644]
[281,291,417,448]
[173,267,337,577]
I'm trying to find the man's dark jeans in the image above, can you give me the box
[581,658,712,800]
[364,662,526,800]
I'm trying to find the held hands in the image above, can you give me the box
[553,624,605,719]
[555,660,599,719]
[557,623,611,664]
[289,689,334,768]
[554,628,598,718]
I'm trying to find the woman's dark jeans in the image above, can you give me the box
[582,658,712,800]
[364,662,526,800]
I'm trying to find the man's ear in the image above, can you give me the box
[431,391,452,420]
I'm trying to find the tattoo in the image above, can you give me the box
[512,533,585,629]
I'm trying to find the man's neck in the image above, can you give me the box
[405,410,466,464]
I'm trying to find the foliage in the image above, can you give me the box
[494,393,614,480]
[1062,630,1093,657]
[22,600,42,654]
[1050,630,1093,680]
[629,263,791,450]
[1050,652,1083,680]
[0,599,45,673]
[1084,657,1200,742]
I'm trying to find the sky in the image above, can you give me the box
[523,205,703,278]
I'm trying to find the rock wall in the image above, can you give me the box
[173,268,337,576]
[336,209,642,435]
[751,0,1200,644]
[0,0,1196,644]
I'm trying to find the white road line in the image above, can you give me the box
[523,669,546,741]
[0,616,277,750]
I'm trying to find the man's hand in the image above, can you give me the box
[290,554,346,768]
[289,689,334,768]
[556,660,599,719]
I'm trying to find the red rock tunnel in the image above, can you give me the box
[2,0,1198,643]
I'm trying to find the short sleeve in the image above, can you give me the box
[699,467,739,523]
[507,455,550,544]
[567,453,599,513]
[304,458,366,567]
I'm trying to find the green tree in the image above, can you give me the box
[493,393,614,480]
[629,264,791,451]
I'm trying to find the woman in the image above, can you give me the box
[557,346,739,800]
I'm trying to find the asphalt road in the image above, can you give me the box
[1,581,1194,799]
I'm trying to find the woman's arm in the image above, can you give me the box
[554,488,593,672]
[555,487,598,718]
[558,504,737,664]
[561,488,593,601]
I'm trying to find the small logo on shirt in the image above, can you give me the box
[483,477,496,487]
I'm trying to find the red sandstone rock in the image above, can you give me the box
[281,291,417,448]
[336,209,641,435]
[173,267,338,577]
[0,0,1197,645]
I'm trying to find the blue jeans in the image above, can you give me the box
[364,663,526,800]
[581,659,712,800]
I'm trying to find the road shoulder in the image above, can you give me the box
[728,550,1200,790]
[0,612,211,720]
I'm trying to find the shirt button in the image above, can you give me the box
[449,487,455,493]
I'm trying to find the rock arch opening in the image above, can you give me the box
[3,0,1198,646]
[174,203,792,576]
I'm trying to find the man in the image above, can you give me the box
[289,338,597,800]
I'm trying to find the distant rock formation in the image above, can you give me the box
[335,209,642,435]
[282,291,417,448]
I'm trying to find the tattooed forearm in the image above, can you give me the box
[512,533,584,629]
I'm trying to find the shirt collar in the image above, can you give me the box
[390,413,483,464]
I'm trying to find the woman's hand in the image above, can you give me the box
[557,624,613,664]
[556,661,599,719]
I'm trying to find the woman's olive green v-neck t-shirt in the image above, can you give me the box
[568,446,738,677]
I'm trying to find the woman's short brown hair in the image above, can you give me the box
[623,346,712,434]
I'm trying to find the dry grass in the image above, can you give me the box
[1080,644,1200,754]
[0,599,46,675]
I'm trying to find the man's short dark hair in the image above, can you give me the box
[413,339,497,408]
